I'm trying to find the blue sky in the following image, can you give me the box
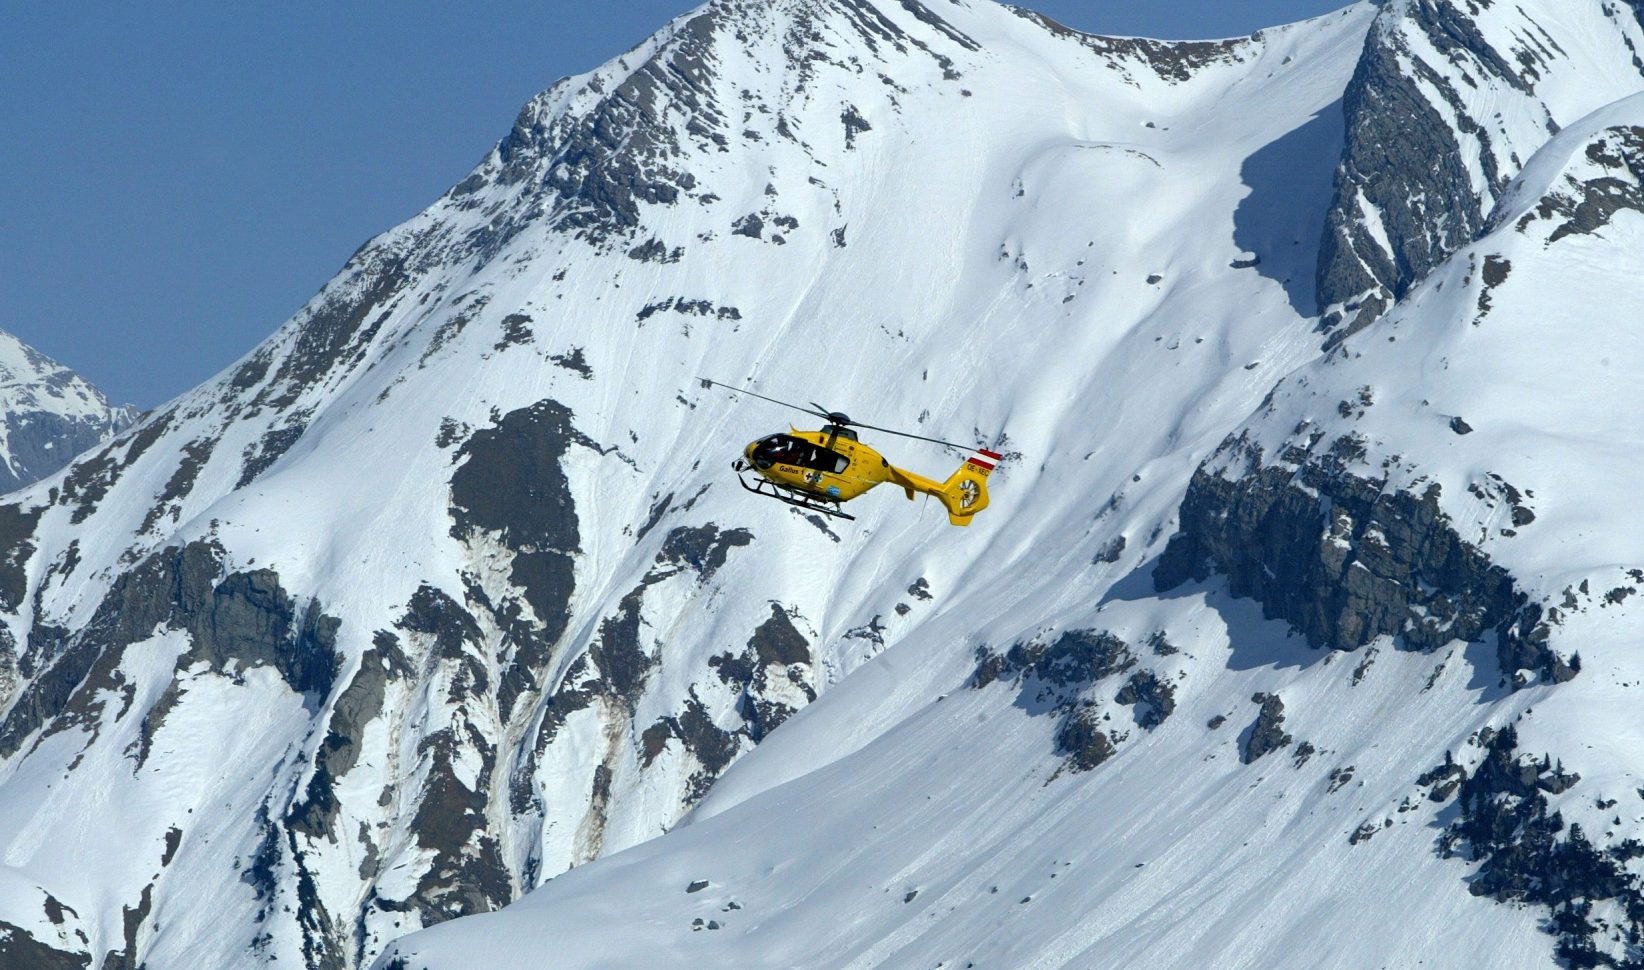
[2,1,1348,407]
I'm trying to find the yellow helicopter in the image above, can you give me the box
[701,379,1003,526]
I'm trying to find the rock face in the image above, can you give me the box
[1316,0,1644,337]
[0,331,133,493]
[1155,437,1572,685]
[1240,693,1292,764]
[1430,726,1644,969]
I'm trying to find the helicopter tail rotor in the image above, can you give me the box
[934,448,1002,526]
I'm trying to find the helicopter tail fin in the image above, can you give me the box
[936,449,1001,526]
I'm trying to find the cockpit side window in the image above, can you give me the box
[751,435,848,473]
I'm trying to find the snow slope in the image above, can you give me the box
[6,1,1644,968]
[387,79,1644,970]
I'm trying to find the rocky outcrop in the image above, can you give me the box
[1010,9,1255,86]
[1430,726,1643,967]
[1514,124,1644,243]
[972,631,1167,773]
[1316,1,1644,338]
[1114,670,1175,729]
[0,540,341,760]
[1239,693,1292,764]
[1316,15,1482,336]
[448,399,581,721]
[1156,438,1574,686]
[0,919,90,970]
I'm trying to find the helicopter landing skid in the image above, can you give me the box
[733,465,856,521]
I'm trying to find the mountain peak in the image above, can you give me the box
[19,1,1644,968]
[0,329,133,493]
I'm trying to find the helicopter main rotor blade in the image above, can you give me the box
[703,378,997,456]
[699,379,831,420]
[847,419,980,454]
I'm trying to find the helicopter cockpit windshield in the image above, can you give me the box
[750,434,849,473]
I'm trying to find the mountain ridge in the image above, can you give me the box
[6,1,1644,967]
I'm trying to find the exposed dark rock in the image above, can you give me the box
[185,568,341,696]
[656,524,753,583]
[1317,4,1506,334]
[450,400,578,554]
[42,894,74,926]
[494,313,534,351]
[841,105,873,148]
[0,919,89,970]
[289,644,406,841]
[141,438,217,532]
[1418,752,1466,803]
[1349,821,1384,845]
[549,347,592,378]
[0,401,133,497]
[1481,254,1512,288]
[636,297,742,325]
[625,238,683,263]
[420,295,492,369]
[487,5,724,248]
[2,541,341,759]
[1012,9,1252,83]
[973,631,1136,772]
[1240,693,1292,764]
[237,418,309,488]
[650,693,743,801]
[1115,670,1175,729]
[589,587,653,702]
[449,399,581,718]
[971,630,1134,695]
[435,418,469,449]
[1449,416,1473,435]
[0,502,42,612]
[161,826,182,866]
[748,604,809,668]
[1529,126,1644,244]
[708,603,815,744]
[1093,535,1127,564]
[101,883,153,970]
[60,410,173,524]
[1056,706,1115,772]
[1156,437,1573,685]
[1147,631,1179,656]
[260,248,412,411]
[531,655,596,753]
[1435,726,1644,963]
[388,584,511,931]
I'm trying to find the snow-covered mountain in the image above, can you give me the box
[6,1,1644,968]
[0,331,134,496]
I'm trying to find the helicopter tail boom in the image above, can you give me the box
[889,449,1000,526]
